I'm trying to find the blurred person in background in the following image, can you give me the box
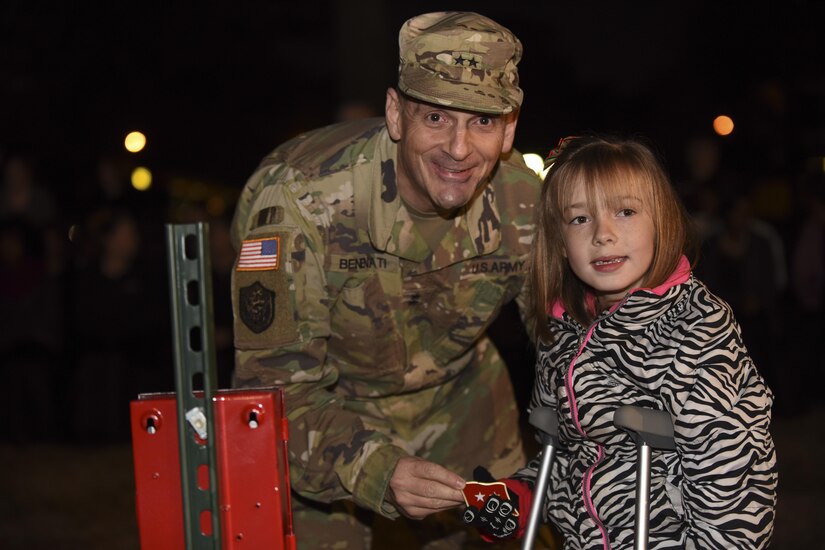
[0,146,65,442]
[71,207,170,442]
[789,170,825,412]
[696,191,786,412]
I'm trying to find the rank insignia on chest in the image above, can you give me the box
[237,237,280,271]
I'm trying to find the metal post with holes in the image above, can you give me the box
[166,222,221,549]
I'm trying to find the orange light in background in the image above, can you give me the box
[124,131,147,153]
[131,166,152,191]
[713,115,734,136]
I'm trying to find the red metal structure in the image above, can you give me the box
[131,389,295,549]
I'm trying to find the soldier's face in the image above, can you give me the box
[385,89,517,214]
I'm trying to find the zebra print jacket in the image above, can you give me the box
[515,256,777,549]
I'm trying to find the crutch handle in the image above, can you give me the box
[521,407,559,550]
[529,406,560,447]
[613,405,676,451]
[613,405,676,550]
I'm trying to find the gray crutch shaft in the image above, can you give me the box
[613,406,676,550]
[521,407,559,550]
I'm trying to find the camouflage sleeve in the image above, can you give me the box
[514,278,535,343]
[231,163,408,517]
[494,151,540,343]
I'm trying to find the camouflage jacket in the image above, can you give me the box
[230,117,540,517]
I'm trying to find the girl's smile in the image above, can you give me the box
[591,255,627,271]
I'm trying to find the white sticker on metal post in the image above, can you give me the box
[185,407,208,439]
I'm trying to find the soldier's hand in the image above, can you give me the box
[387,457,466,519]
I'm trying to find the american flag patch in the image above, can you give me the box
[237,237,280,271]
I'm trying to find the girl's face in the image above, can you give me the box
[561,179,655,310]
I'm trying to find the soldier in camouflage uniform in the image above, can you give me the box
[230,11,542,549]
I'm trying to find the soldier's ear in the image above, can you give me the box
[385,88,403,141]
[500,113,518,154]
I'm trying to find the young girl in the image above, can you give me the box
[465,135,777,548]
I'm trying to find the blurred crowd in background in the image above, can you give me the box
[0,145,233,444]
[1,129,823,446]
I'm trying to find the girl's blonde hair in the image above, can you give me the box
[528,135,695,340]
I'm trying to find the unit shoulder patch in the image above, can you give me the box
[239,281,275,333]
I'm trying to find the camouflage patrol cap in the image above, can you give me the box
[398,11,524,115]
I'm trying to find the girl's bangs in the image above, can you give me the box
[560,160,654,214]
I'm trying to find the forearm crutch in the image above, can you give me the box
[521,406,559,550]
[613,406,676,550]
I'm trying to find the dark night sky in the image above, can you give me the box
[2,0,824,212]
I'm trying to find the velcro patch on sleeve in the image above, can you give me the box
[237,236,281,272]
[234,269,299,348]
[233,230,300,348]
